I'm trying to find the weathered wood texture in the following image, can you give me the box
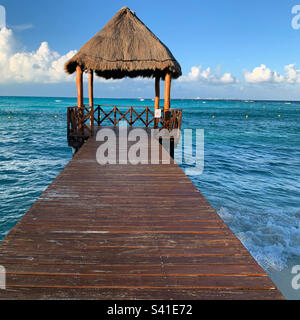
[76,66,83,109]
[0,129,283,299]
[67,105,182,149]
[164,73,171,112]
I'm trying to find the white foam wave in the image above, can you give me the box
[217,206,300,271]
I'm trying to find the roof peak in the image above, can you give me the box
[120,7,135,15]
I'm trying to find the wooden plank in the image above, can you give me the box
[1,262,266,276]
[0,128,284,300]
[0,287,283,300]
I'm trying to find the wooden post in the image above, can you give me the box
[89,70,94,136]
[154,76,160,128]
[76,65,83,108]
[76,65,83,134]
[67,107,70,140]
[146,106,149,127]
[164,73,171,128]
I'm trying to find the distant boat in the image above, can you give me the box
[140,98,144,101]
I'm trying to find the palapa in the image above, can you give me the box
[64,7,181,80]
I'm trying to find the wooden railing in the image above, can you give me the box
[67,105,182,146]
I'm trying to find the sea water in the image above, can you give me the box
[0,96,299,299]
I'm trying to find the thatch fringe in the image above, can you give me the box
[64,7,181,79]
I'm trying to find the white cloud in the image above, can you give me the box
[283,64,300,83]
[4,23,300,91]
[0,27,162,85]
[244,64,300,84]
[179,65,237,85]
[0,27,76,84]
[0,29,238,86]
[10,23,34,31]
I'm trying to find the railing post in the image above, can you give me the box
[178,110,182,130]
[67,108,70,138]
[114,106,117,126]
[146,107,149,127]
[130,107,133,127]
[97,106,100,126]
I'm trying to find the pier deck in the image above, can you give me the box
[0,129,283,299]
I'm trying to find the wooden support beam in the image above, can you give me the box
[164,73,171,111]
[89,70,94,107]
[89,70,94,136]
[76,65,83,109]
[155,76,160,109]
[76,65,84,135]
[164,73,171,127]
[154,76,160,128]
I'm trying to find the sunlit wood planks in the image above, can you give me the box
[0,129,284,300]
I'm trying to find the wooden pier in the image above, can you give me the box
[0,127,283,300]
[0,7,284,300]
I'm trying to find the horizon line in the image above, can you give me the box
[0,95,300,103]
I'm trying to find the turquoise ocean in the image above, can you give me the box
[0,96,299,299]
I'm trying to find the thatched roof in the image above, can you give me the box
[64,7,181,79]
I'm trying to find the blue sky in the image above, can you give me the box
[1,0,300,99]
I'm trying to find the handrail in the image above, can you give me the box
[67,104,182,145]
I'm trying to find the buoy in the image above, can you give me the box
[54,115,58,118]
[245,115,248,118]
[278,115,281,118]
[8,116,11,119]
[212,115,215,119]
